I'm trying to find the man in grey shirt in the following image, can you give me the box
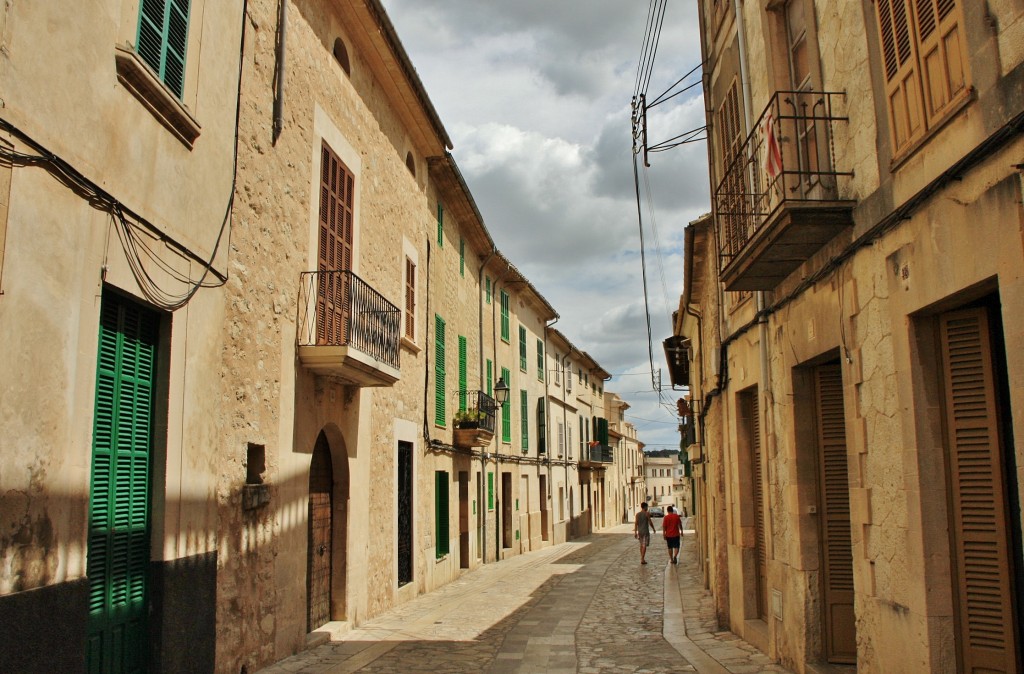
[633,502,657,565]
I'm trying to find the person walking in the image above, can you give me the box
[633,502,657,564]
[662,505,682,564]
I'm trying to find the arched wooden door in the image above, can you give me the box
[307,433,334,632]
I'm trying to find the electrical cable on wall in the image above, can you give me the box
[0,2,246,311]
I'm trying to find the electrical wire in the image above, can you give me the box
[0,7,246,311]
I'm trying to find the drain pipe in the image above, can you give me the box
[730,0,772,449]
[478,248,495,565]
[272,0,287,143]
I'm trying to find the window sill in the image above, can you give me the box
[115,44,201,149]
[889,87,974,172]
[400,337,421,354]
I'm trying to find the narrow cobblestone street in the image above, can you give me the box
[258,526,793,674]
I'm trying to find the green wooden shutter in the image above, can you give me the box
[485,277,492,304]
[501,367,511,442]
[459,237,465,277]
[488,472,494,510]
[137,0,191,98]
[435,471,449,558]
[537,398,547,454]
[458,335,467,412]
[434,315,446,426]
[486,359,493,396]
[87,293,159,673]
[436,203,444,247]
[537,339,544,381]
[500,291,510,341]
[519,326,527,371]
[520,390,529,451]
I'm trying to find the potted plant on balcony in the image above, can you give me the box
[453,409,486,429]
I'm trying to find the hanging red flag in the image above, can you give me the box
[762,109,783,181]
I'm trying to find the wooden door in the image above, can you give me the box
[502,473,513,548]
[459,472,470,568]
[397,441,413,586]
[815,362,856,663]
[316,142,354,345]
[744,391,769,621]
[307,434,333,631]
[940,307,1020,672]
[87,293,159,673]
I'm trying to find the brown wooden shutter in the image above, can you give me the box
[317,143,355,345]
[750,393,769,620]
[914,0,966,125]
[939,307,1020,673]
[405,258,416,340]
[876,0,925,152]
[815,362,856,663]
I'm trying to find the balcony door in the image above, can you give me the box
[316,141,354,345]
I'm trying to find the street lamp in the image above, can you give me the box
[493,376,510,406]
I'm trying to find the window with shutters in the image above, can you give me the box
[435,471,449,558]
[0,137,10,291]
[537,340,544,381]
[434,315,446,427]
[716,80,750,303]
[485,276,492,304]
[404,258,416,342]
[114,0,201,145]
[874,0,970,158]
[558,419,565,456]
[567,422,573,459]
[519,326,528,371]
[436,203,444,247]
[486,359,493,397]
[500,291,510,342]
[488,472,494,510]
[316,143,355,347]
[136,0,190,98]
[501,367,511,443]
[520,390,529,452]
[459,237,465,277]
[458,335,467,412]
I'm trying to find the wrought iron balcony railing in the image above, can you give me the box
[297,270,401,371]
[581,443,614,464]
[715,90,853,277]
[454,390,497,435]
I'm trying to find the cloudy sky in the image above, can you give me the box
[379,1,709,451]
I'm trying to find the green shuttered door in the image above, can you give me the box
[88,293,159,674]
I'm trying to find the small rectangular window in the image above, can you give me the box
[459,237,465,277]
[486,359,493,396]
[458,335,467,412]
[485,277,492,304]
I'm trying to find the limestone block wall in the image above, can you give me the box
[216,0,441,669]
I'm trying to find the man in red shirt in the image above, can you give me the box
[662,505,682,564]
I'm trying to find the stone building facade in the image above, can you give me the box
[669,0,1024,671]
[0,1,244,671]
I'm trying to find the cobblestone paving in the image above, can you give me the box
[257,527,795,673]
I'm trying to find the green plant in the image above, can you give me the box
[453,409,486,427]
